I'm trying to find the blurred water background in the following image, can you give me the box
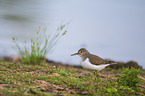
[0,0,145,69]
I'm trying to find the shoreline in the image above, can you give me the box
[0,55,143,70]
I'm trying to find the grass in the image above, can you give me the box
[11,24,67,64]
[0,61,145,96]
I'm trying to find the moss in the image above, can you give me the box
[0,61,145,96]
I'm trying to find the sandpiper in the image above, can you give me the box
[71,48,116,73]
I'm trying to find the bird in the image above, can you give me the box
[71,48,116,77]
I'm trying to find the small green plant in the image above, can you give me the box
[12,24,67,64]
[118,67,143,89]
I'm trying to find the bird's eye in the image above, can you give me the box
[80,51,82,53]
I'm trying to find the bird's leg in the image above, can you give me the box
[95,71,101,79]
[92,71,98,82]
[95,71,98,77]
[91,71,100,85]
[90,72,95,85]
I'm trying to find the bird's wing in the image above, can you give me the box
[88,54,106,65]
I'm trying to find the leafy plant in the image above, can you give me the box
[118,67,143,89]
[12,24,67,64]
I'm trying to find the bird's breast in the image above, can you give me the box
[80,58,98,70]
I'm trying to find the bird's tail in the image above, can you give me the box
[110,62,118,65]
[100,63,117,66]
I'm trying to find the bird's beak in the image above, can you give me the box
[71,53,79,56]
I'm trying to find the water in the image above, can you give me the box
[0,0,145,69]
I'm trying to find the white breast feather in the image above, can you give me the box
[80,58,110,71]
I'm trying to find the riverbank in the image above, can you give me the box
[0,57,145,95]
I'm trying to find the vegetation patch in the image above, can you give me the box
[12,24,67,64]
[0,61,145,96]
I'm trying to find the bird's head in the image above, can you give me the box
[71,48,89,57]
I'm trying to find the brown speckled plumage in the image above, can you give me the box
[71,48,106,65]
[88,54,105,65]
